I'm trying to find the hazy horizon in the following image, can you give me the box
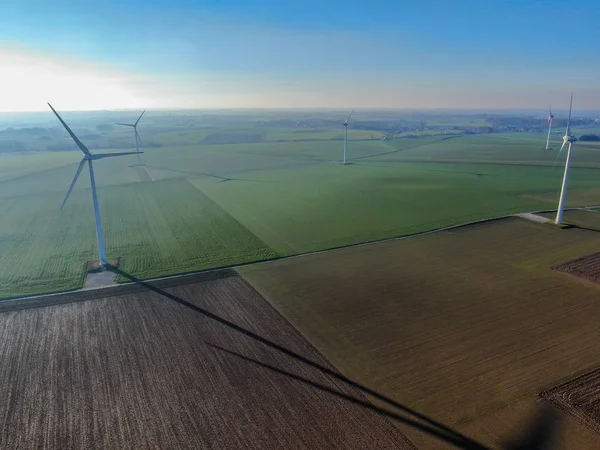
[1,0,599,113]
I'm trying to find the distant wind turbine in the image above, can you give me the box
[49,103,142,268]
[545,104,554,150]
[553,94,577,225]
[116,110,145,166]
[343,109,355,165]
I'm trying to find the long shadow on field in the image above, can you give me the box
[145,165,276,184]
[110,267,486,450]
[349,136,460,162]
[569,225,600,234]
[206,343,487,450]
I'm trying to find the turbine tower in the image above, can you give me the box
[545,104,554,150]
[554,94,576,225]
[343,109,355,165]
[49,103,142,268]
[116,110,145,166]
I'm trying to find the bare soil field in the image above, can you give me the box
[553,252,600,284]
[240,215,600,448]
[541,368,600,434]
[0,272,413,449]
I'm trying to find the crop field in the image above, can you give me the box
[541,368,600,435]
[0,272,413,449]
[0,177,276,298]
[240,215,600,448]
[3,119,600,297]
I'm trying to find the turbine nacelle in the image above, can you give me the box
[563,134,576,144]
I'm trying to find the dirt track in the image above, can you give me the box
[0,273,413,449]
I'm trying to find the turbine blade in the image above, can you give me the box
[92,151,143,160]
[135,129,143,146]
[549,103,552,115]
[115,123,134,127]
[61,159,87,209]
[134,110,146,127]
[345,108,355,124]
[566,93,573,137]
[48,103,91,155]
[553,142,567,168]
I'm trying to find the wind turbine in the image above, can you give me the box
[342,109,355,165]
[545,104,554,150]
[48,103,142,268]
[554,94,577,225]
[116,110,145,166]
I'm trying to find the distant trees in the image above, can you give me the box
[486,116,595,130]
[0,140,26,152]
[579,134,600,142]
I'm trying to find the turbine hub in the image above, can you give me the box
[564,134,576,143]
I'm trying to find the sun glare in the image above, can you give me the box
[0,46,150,112]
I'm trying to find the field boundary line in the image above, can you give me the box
[238,207,582,267]
[0,269,237,312]
[0,206,588,306]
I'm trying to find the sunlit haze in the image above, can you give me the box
[1,0,599,112]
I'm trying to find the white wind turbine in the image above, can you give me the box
[116,110,145,166]
[49,103,142,268]
[553,94,577,225]
[545,104,554,150]
[342,109,355,165]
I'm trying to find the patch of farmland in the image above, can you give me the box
[553,252,600,284]
[540,209,600,229]
[265,128,380,142]
[0,152,144,200]
[200,131,265,144]
[0,274,412,449]
[197,161,575,255]
[370,133,600,168]
[522,187,600,207]
[240,217,600,448]
[541,368,600,435]
[0,151,79,183]
[108,178,277,281]
[0,178,276,298]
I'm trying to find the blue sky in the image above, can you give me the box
[1,0,599,110]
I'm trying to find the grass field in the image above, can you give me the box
[0,177,275,298]
[240,215,600,448]
[0,273,413,449]
[3,126,600,297]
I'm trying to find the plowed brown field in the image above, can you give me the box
[240,214,600,449]
[541,368,600,434]
[553,252,600,284]
[0,272,413,449]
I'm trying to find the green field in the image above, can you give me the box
[3,121,600,298]
[0,176,276,297]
